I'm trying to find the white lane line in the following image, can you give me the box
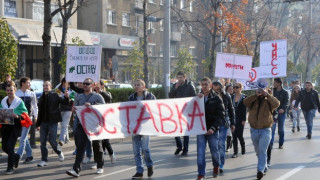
[94,159,165,179]
[276,165,305,180]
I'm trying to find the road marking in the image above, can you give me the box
[94,159,165,179]
[276,165,305,180]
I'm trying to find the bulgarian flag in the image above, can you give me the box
[0,96,30,127]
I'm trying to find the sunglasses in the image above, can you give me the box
[82,82,91,86]
[233,86,240,89]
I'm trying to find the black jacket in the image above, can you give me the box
[204,89,225,132]
[128,90,156,101]
[295,89,320,112]
[219,91,236,127]
[36,91,70,127]
[169,80,196,98]
[231,94,247,125]
[273,88,289,112]
[99,91,112,103]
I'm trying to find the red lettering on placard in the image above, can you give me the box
[133,103,159,133]
[271,43,278,76]
[102,108,117,134]
[272,67,278,75]
[118,105,137,134]
[157,103,177,134]
[188,101,206,130]
[81,107,103,136]
[175,103,189,132]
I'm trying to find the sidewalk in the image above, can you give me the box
[0,131,131,164]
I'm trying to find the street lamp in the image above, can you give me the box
[17,34,29,79]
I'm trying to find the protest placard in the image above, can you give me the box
[66,45,102,83]
[75,97,206,140]
[238,67,260,91]
[0,108,14,125]
[260,39,287,78]
[215,53,252,80]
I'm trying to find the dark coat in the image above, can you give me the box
[204,89,225,132]
[36,91,69,127]
[231,94,247,126]
[169,80,196,98]
[295,89,320,112]
[220,91,236,127]
[273,88,289,112]
[128,91,156,101]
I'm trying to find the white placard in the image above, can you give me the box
[215,53,252,79]
[260,39,287,78]
[237,67,260,91]
[66,46,102,83]
[75,97,207,140]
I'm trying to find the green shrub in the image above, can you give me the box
[108,87,165,103]
[0,90,6,100]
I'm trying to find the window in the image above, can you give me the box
[148,44,156,57]
[170,44,177,57]
[136,14,143,33]
[108,10,116,25]
[190,1,193,12]
[180,24,186,34]
[189,26,193,32]
[160,46,163,57]
[171,0,177,7]
[189,47,196,57]
[122,12,130,26]
[32,2,61,23]
[148,21,154,29]
[149,0,155,3]
[160,0,164,5]
[180,0,186,10]
[159,20,164,31]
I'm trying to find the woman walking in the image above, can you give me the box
[290,85,301,132]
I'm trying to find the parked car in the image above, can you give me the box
[105,83,133,89]
[148,84,162,88]
[30,79,43,100]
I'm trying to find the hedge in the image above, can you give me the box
[0,90,5,100]
[108,87,165,103]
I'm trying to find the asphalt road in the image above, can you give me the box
[2,114,320,180]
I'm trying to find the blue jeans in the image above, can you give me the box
[277,113,286,146]
[218,125,228,169]
[16,126,33,158]
[132,135,153,173]
[197,132,219,176]
[269,123,277,146]
[250,128,271,172]
[59,111,72,143]
[175,136,189,152]
[302,109,317,135]
[292,109,301,128]
[40,122,61,162]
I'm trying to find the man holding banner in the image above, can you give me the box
[66,78,105,177]
[169,71,196,156]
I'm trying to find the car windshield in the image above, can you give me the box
[30,80,43,93]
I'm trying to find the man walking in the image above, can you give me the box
[15,77,38,165]
[36,81,69,167]
[273,78,289,149]
[294,81,320,139]
[66,78,105,177]
[169,71,196,155]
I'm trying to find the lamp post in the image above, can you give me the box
[163,0,171,98]
[17,34,29,79]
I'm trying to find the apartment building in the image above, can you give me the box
[77,0,199,83]
[0,0,92,85]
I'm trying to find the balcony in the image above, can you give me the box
[135,0,143,10]
[171,32,181,42]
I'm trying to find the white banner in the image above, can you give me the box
[66,46,102,83]
[215,53,252,80]
[260,39,287,78]
[75,97,207,140]
[237,67,260,91]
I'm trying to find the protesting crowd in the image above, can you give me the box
[1,71,319,180]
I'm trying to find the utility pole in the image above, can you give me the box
[163,0,171,98]
[143,0,149,88]
[306,0,312,82]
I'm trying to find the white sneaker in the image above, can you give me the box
[91,165,97,169]
[58,152,64,162]
[37,161,48,167]
[66,169,80,177]
[96,168,104,174]
[110,153,116,164]
[83,157,91,164]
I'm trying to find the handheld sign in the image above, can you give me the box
[215,53,252,80]
[66,45,102,83]
[259,39,287,78]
